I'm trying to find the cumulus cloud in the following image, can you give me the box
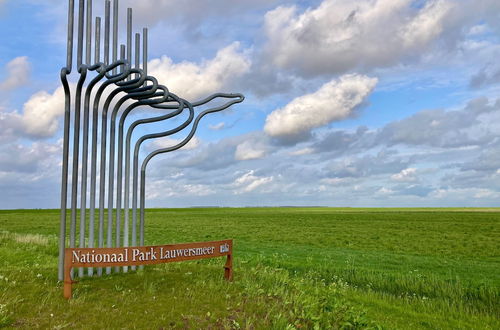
[264,74,377,142]
[5,79,148,139]
[325,151,409,179]
[391,168,418,182]
[145,180,215,200]
[233,170,273,193]
[0,56,31,91]
[149,42,250,100]
[0,108,24,143]
[21,86,66,137]
[235,140,268,161]
[379,97,498,148]
[0,85,66,140]
[0,140,63,209]
[303,98,499,157]
[469,64,500,89]
[149,136,201,152]
[119,0,280,29]
[263,0,462,76]
[459,149,500,174]
[0,141,60,174]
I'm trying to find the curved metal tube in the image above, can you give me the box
[69,66,88,256]
[85,60,130,277]
[109,74,160,273]
[58,67,72,281]
[125,91,184,249]
[78,62,106,278]
[99,63,150,275]
[137,94,245,246]
[117,84,169,235]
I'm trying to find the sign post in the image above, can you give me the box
[64,240,233,299]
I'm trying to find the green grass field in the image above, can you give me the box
[0,208,499,329]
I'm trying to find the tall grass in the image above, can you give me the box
[0,208,498,328]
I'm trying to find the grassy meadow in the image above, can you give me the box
[0,208,499,329]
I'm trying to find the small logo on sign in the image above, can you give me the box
[220,243,230,253]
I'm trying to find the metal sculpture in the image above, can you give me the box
[58,0,244,281]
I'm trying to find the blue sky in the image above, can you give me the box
[0,0,500,209]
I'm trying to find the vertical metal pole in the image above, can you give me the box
[134,28,148,255]
[131,137,138,254]
[65,0,75,71]
[121,33,141,273]
[124,33,140,250]
[112,0,118,74]
[116,110,125,271]
[70,72,87,259]
[88,16,101,277]
[99,102,109,275]
[105,44,126,275]
[76,0,84,68]
[135,33,140,79]
[129,27,153,257]
[121,44,126,73]
[127,8,132,81]
[131,131,141,269]
[78,0,93,278]
[78,68,107,278]
[104,0,110,66]
[58,0,75,282]
[95,17,101,64]
[85,0,92,65]
[143,28,148,78]
[115,44,127,272]
[71,0,86,261]
[139,168,146,247]
[97,0,110,278]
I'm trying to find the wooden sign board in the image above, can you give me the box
[64,239,233,299]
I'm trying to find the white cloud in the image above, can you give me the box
[399,0,453,49]
[289,148,314,156]
[118,0,279,29]
[379,97,498,148]
[149,42,250,100]
[430,187,500,201]
[468,24,489,36]
[377,187,394,195]
[233,170,273,193]
[473,189,500,199]
[263,0,459,76]
[183,184,215,196]
[13,79,181,139]
[0,141,60,174]
[150,136,201,151]
[145,181,214,200]
[0,56,31,91]
[21,86,66,137]
[0,108,24,142]
[264,74,377,141]
[391,168,418,182]
[235,140,267,161]
[209,122,225,131]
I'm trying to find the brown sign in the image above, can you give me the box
[64,239,233,299]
